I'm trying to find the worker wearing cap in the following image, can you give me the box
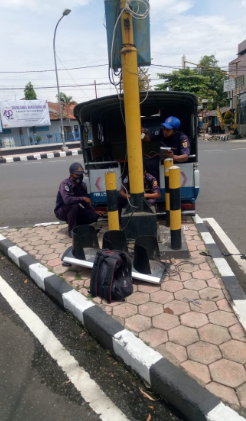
[54,162,104,237]
[142,116,190,181]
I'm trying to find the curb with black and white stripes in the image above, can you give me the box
[0,149,82,164]
[194,215,246,332]
[0,232,244,421]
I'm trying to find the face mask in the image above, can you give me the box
[75,175,84,184]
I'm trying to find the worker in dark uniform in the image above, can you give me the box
[142,116,190,182]
[54,162,104,237]
[118,172,161,213]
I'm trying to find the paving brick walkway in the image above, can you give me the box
[1,220,246,413]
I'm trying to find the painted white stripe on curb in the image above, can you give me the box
[60,152,66,157]
[233,300,246,331]
[6,157,14,163]
[33,154,41,160]
[29,263,52,290]
[200,232,215,244]
[0,276,129,421]
[193,214,204,224]
[0,234,6,241]
[47,153,54,159]
[213,258,235,277]
[207,402,245,421]
[20,156,27,161]
[8,246,27,267]
[113,329,162,384]
[72,150,78,155]
[62,289,95,325]
[34,222,60,227]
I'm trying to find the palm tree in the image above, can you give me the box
[57,92,77,139]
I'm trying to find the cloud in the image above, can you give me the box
[0,0,91,13]
[242,0,246,6]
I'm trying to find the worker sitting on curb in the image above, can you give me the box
[54,162,105,238]
[142,116,190,182]
[118,171,161,215]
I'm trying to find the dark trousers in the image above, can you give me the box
[55,204,99,231]
[145,156,160,183]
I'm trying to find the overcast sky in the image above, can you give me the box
[0,0,246,103]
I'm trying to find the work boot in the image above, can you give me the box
[68,230,72,238]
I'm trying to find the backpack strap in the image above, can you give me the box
[90,252,105,297]
[98,255,118,302]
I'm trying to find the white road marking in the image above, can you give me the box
[47,160,66,163]
[231,148,246,150]
[0,276,129,421]
[203,218,246,274]
[204,150,223,152]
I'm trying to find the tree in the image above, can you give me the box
[194,55,229,110]
[24,82,37,100]
[57,92,77,137]
[154,68,210,95]
[138,68,151,92]
[224,110,234,129]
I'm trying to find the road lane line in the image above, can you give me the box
[0,275,129,421]
[204,150,223,152]
[231,148,246,150]
[203,217,246,275]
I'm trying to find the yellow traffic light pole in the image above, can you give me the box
[120,0,144,198]
[185,60,238,133]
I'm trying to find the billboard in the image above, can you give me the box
[0,100,51,129]
[224,79,235,92]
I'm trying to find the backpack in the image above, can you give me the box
[90,250,133,303]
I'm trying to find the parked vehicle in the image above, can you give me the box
[74,91,199,215]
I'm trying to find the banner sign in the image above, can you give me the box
[0,100,51,129]
[0,118,2,133]
[236,75,245,88]
[217,106,225,131]
[224,79,235,92]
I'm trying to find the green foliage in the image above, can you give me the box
[224,110,234,127]
[56,92,76,116]
[36,135,42,144]
[46,134,53,142]
[29,136,33,145]
[24,82,37,100]
[155,68,209,94]
[138,68,151,92]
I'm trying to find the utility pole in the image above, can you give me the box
[234,60,240,134]
[182,55,186,69]
[119,0,157,238]
[94,80,98,99]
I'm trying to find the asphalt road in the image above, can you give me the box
[0,140,246,252]
[0,252,184,421]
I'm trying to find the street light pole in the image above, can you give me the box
[53,9,71,151]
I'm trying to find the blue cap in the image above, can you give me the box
[161,116,180,130]
[69,162,84,174]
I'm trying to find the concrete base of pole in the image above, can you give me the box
[61,146,69,151]
[158,225,189,260]
[121,206,158,240]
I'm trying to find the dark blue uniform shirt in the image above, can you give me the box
[122,173,160,205]
[149,129,190,156]
[54,178,88,212]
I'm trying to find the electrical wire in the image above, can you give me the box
[56,54,90,99]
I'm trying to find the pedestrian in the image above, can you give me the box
[118,171,161,214]
[142,116,190,182]
[54,162,105,237]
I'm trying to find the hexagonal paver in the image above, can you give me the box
[150,290,174,305]
[139,302,163,317]
[127,292,149,305]
[206,382,239,406]
[199,262,211,271]
[138,284,160,293]
[183,279,207,291]
[220,340,246,364]
[113,303,137,318]
[53,265,69,274]
[190,299,218,314]
[171,272,192,282]
[180,263,200,273]
[229,323,246,342]
[192,270,214,280]
[216,299,232,313]
[237,383,246,408]
[156,342,187,365]
[199,324,231,345]
[181,361,211,385]
[208,311,238,327]
[181,312,208,328]
[199,287,224,302]
[139,328,168,348]
[152,313,180,330]
[164,301,190,316]
[161,281,183,293]
[207,278,222,289]
[125,315,151,333]
[187,341,221,364]
[174,289,199,302]
[169,325,199,346]
[210,359,246,388]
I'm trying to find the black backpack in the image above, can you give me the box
[90,250,133,303]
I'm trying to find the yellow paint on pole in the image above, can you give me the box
[108,210,120,231]
[105,171,117,191]
[120,0,144,194]
[105,171,120,231]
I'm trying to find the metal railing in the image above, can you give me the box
[0,132,81,148]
